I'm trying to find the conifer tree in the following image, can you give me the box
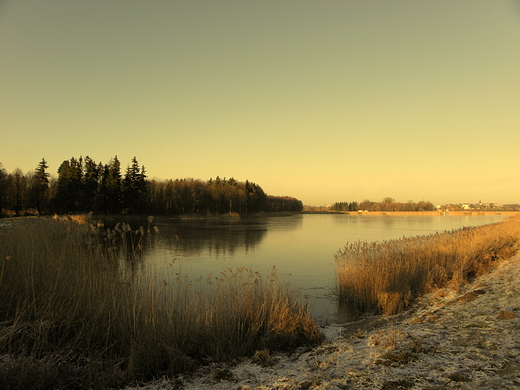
[83,156,100,212]
[97,164,110,214]
[0,163,7,216]
[98,156,122,214]
[123,156,147,213]
[32,158,49,215]
[55,158,83,213]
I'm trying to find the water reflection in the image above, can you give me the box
[100,215,277,258]
[156,220,268,257]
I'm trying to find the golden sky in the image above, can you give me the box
[1,1,519,205]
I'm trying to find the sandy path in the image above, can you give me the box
[128,252,520,390]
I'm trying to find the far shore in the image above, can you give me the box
[305,210,520,216]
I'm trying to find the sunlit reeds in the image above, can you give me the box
[0,217,321,389]
[335,215,520,316]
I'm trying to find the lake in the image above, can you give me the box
[105,213,509,324]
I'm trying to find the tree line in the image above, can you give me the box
[331,197,520,212]
[0,157,303,216]
[332,197,436,212]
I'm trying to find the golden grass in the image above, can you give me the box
[335,215,520,316]
[0,217,322,389]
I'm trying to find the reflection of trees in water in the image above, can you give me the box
[99,215,274,259]
[158,219,269,257]
[265,214,304,232]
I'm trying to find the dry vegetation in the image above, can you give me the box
[335,214,520,316]
[0,217,322,390]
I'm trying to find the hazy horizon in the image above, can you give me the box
[1,1,519,206]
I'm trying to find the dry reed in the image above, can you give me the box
[335,215,520,316]
[0,217,322,389]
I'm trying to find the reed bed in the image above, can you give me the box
[335,215,520,316]
[0,217,322,390]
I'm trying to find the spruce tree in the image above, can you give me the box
[32,158,49,215]
[55,158,82,213]
[83,156,100,212]
[99,156,122,214]
[123,157,147,213]
[0,163,7,216]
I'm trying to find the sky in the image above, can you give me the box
[1,1,519,206]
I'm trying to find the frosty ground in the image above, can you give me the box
[126,252,520,390]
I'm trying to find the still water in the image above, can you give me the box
[108,213,508,323]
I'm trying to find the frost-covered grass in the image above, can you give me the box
[0,217,322,390]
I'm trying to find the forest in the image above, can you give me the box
[0,156,303,216]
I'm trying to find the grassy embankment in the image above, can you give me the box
[0,217,322,390]
[336,214,520,316]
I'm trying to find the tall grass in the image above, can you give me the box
[0,217,322,390]
[335,215,520,316]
